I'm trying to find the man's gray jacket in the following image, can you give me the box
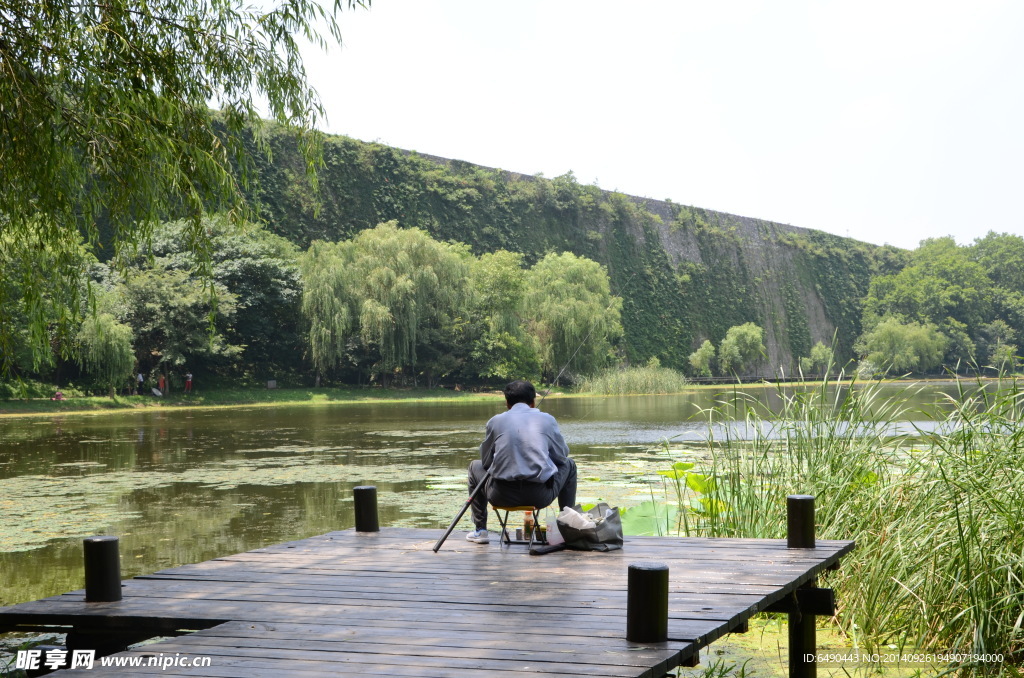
[479,402,570,482]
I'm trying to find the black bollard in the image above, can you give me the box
[83,536,122,602]
[626,561,669,642]
[786,495,816,678]
[787,494,815,549]
[353,485,379,532]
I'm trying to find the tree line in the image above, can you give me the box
[5,219,1023,395]
[854,234,1024,376]
[2,218,623,395]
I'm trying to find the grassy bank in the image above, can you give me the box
[626,374,1023,676]
[0,386,497,418]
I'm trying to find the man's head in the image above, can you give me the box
[503,380,536,408]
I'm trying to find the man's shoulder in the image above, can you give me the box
[525,406,560,427]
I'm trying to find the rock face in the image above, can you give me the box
[637,198,849,372]
[251,130,888,372]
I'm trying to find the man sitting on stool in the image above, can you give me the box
[466,379,578,544]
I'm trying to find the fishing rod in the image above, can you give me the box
[432,275,630,553]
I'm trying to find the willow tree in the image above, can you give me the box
[300,241,353,382]
[0,0,368,370]
[525,252,623,383]
[300,222,471,383]
[77,313,134,398]
[0,229,94,376]
[855,317,947,375]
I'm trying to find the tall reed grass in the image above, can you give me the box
[576,365,688,395]
[639,372,1023,676]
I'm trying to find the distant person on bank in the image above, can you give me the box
[466,380,577,544]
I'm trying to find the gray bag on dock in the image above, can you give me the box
[557,503,623,552]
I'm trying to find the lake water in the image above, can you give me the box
[0,384,957,607]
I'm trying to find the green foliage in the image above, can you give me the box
[781,278,812,359]
[799,341,834,376]
[777,230,891,361]
[0,229,95,373]
[717,323,765,376]
[299,241,353,377]
[632,375,1024,667]
[298,225,624,385]
[467,251,540,381]
[470,251,527,336]
[970,231,1024,292]
[620,461,722,536]
[524,252,623,383]
[975,320,1016,373]
[300,221,472,382]
[688,339,716,377]
[5,116,911,386]
[673,226,758,351]
[575,364,688,395]
[861,237,997,370]
[0,379,82,400]
[76,313,135,397]
[117,266,241,375]
[147,218,304,378]
[247,130,899,375]
[0,0,366,367]
[855,316,947,375]
[468,330,541,383]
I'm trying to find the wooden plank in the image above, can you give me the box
[116,577,767,610]
[225,540,855,561]
[194,620,688,652]
[263,527,853,549]
[154,633,681,672]
[138,558,839,586]
[137,571,792,598]
[0,598,727,642]
[18,590,752,631]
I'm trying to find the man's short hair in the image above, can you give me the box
[504,380,536,406]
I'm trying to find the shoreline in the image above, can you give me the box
[0,387,501,420]
[0,376,994,420]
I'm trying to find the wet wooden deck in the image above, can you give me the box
[0,528,854,677]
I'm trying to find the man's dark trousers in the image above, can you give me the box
[467,458,577,530]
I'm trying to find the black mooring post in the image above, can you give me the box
[787,494,816,678]
[787,494,815,548]
[83,536,122,602]
[626,561,668,643]
[353,485,379,532]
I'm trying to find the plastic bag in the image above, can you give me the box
[544,507,565,546]
[556,503,623,551]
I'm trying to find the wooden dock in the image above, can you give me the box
[0,528,854,677]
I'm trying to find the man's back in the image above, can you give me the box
[481,403,569,483]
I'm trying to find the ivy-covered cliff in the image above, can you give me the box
[247,126,902,373]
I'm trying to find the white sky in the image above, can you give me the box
[301,1,1024,250]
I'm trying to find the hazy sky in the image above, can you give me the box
[301,1,1023,250]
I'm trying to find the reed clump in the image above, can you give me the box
[576,364,688,395]
[642,372,1024,675]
